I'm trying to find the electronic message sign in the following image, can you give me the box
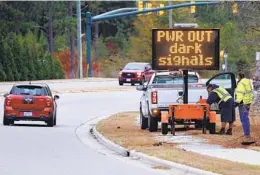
[152,28,220,70]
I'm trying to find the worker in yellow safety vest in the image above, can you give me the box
[234,72,254,137]
[206,84,235,135]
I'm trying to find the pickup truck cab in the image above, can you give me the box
[137,71,236,132]
[118,62,155,86]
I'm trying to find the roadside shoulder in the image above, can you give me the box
[95,112,260,175]
[92,123,220,175]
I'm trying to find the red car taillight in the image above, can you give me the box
[6,100,11,106]
[46,99,52,107]
[46,101,51,107]
[151,91,157,104]
[5,97,11,106]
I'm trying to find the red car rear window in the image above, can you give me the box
[11,86,47,96]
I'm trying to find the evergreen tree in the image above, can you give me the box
[2,41,14,81]
[0,63,6,81]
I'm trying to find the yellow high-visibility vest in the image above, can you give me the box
[212,86,232,105]
[235,78,254,104]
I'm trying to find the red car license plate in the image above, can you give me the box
[24,112,32,116]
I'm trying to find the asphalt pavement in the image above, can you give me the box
[0,81,174,175]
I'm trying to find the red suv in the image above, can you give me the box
[3,83,59,127]
[118,62,155,86]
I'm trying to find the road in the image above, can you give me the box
[0,80,173,175]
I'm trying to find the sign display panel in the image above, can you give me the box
[152,28,220,70]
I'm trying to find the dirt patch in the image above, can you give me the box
[96,112,260,175]
[187,113,260,149]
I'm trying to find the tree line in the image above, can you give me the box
[0,31,64,81]
[0,1,259,80]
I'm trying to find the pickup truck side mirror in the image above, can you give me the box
[119,68,122,71]
[136,85,147,91]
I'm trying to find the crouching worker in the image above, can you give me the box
[206,84,235,135]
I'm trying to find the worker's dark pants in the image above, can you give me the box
[238,104,251,136]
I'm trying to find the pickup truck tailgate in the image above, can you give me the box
[149,84,182,107]
[157,88,181,106]
[187,88,208,103]
[149,84,209,107]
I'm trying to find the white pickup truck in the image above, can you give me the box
[136,71,237,132]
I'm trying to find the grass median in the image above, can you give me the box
[96,112,260,175]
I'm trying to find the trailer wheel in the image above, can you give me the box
[161,123,168,135]
[202,108,208,134]
[195,120,203,129]
[209,123,216,134]
[170,117,175,135]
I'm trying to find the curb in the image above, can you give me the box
[92,127,130,157]
[92,126,221,175]
[130,151,220,175]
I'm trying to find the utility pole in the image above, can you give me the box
[77,0,83,78]
[168,0,172,28]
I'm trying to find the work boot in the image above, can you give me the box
[226,128,232,135]
[242,136,256,145]
[217,128,225,135]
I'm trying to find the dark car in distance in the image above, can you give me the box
[3,83,59,127]
[118,62,155,86]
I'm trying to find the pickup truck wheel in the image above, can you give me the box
[119,81,123,86]
[131,82,135,86]
[140,107,148,129]
[161,123,168,135]
[148,112,158,132]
